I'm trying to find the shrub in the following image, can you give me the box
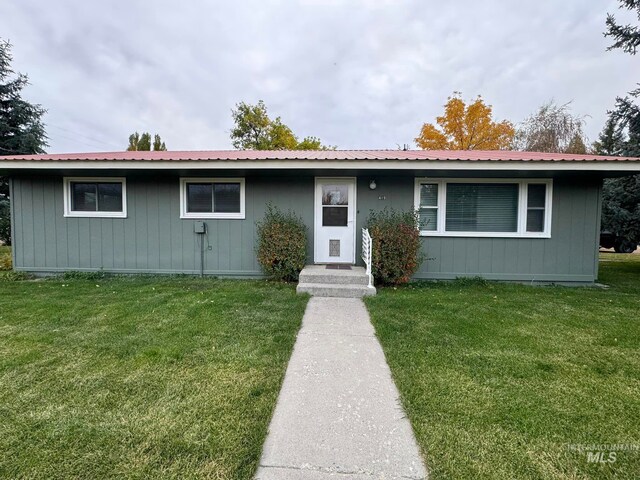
[452,276,490,287]
[0,252,11,271]
[256,204,307,281]
[367,208,423,285]
[0,270,29,282]
[62,270,107,281]
[0,197,10,246]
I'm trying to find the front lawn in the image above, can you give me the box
[366,255,640,479]
[0,275,307,479]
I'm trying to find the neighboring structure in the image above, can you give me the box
[1,149,639,284]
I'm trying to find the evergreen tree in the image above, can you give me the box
[604,1,640,157]
[601,175,640,251]
[605,0,640,54]
[592,116,626,155]
[599,109,640,250]
[614,97,640,156]
[0,40,48,245]
[599,1,640,251]
[565,132,588,154]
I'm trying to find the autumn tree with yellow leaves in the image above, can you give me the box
[415,93,515,150]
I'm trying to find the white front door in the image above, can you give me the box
[314,177,356,264]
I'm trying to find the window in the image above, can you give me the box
[322,184,348,227]
[414,178,552,238]
[526,184,547,232]
[180,178,245,219]
[446,183,519,232]
[418,183,438,231]
[63,177,126,217]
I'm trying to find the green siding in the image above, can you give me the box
[12,173,601,283]
[355,176,601,283]
[12,175,314,276]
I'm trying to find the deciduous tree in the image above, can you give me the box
[267,118,298,150]
[514,101,589,153]
[0,39,48,245]
[230,100,334,150]
[152,134,166,151]
[415,93,514,150]
[126,132,166,151]
[296,136,327,150]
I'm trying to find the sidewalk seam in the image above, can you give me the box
[299,331,375,338]
[258,463,426,479]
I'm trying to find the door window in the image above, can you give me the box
[322,185,348,227]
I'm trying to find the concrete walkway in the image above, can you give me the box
[255,297,427,480]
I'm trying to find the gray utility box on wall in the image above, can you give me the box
[194,221,206,234]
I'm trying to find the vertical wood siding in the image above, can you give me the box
[12,175,314,276]
[354,176,601,283]
[12,173,600,282]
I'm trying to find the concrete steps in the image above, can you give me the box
[297,265,376,297]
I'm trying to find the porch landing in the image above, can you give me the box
[297,265,376,298]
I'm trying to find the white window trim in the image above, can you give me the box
[63,177,127,218]
[414,178,553,238]
[180,177,245,219]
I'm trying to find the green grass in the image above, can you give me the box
[0,275,308,479]
[365,254,640,479]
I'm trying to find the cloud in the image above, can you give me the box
[1,0,636,152]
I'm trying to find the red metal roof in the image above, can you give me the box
[1,149,639,162]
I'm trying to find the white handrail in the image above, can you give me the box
[361,228,373,288]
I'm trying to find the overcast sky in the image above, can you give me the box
[1,0,636,153]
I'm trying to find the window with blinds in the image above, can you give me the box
[415,178,552,237]
[445,183,519,232]
[180,178,245,219]
[63,177,127,218]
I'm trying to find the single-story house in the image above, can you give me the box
[1,149,639,285]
